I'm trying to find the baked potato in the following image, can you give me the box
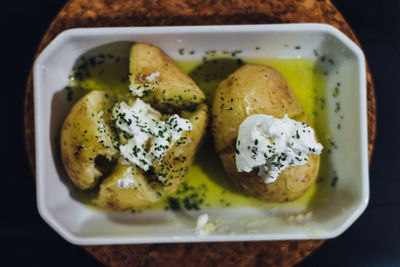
[61,43,208,210]
[211,64,320,202]
[129,43,206,111]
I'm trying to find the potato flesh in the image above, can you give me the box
[212,64,320,202]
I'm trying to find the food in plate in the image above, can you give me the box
[211,64,322,202]
[129,43,206,111]
[61,43,208,210]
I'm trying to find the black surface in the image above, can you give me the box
[2,0,399,266]
[299,1,400,265]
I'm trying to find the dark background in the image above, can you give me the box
[2,0,399,266]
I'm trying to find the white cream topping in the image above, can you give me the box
[95,111,114,151]
[129,72,160,97]
[235,114,322,183]
[96,117,107,134]
[116,167,135,189]
[145,71,160,82]
[195,214,216,236]
[117,177,135,189]
[113,98,192,178]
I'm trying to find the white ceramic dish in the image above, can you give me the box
[34,24,369,245]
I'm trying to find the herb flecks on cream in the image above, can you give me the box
[236,114,322,183]
[129,83,156,98]
[113,98,192,179]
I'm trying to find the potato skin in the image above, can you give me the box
[212,64,320,202]
[219,152,320,202]
[60,90,118,190]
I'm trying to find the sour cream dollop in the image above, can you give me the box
[235,114,322,183]
[113,98,192,178]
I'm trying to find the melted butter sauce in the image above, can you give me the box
[68,55,130,101]
[69,53,332,212]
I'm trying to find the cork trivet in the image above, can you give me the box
[24,0,376,266]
